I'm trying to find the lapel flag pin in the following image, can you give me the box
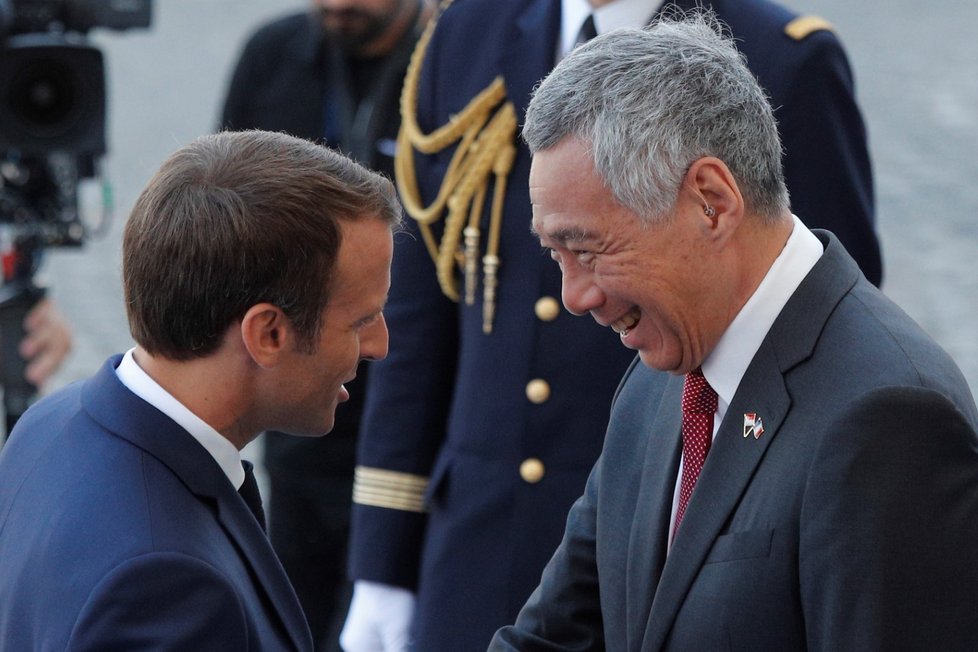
[743,413,764,439]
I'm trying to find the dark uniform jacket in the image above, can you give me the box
[349,0,882,649]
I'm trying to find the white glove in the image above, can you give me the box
[340,580,416,652]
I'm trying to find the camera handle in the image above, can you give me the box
[0,280,43,434]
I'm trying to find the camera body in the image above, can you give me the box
[0,1,151,429]
[0,0,151,250]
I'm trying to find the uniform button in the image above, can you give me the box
[526,379,551,404]
[520,458,545,484]
[534,296,561,322]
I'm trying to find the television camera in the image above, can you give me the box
[0,0,151,431]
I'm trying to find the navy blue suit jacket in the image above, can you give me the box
[350,1,881,649]
[491,234,978,651]
[0,356,313,650]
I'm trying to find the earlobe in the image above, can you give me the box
[240,303,289,368]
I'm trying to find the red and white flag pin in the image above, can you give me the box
[743,413,764,439]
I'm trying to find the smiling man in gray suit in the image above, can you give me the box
[490,12,978,651]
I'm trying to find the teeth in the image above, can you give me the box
[612,310,640,334]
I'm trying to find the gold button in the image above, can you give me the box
[520,458,545,484]
[525,379,551,404]
[534,296,561,322]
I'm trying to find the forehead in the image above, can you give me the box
[327,216,392,306]
[529,138,617,244]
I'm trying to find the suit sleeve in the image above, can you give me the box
[800,385,978,650]
[777,31,882,286]
[67,552,250,650]
[346,21,460,590]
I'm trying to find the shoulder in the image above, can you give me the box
[235,11,316,67]
[242,11,311,49]
[717,0,847,77]
[719,0,836,42]
[786,263,976,425]
[839,282,975,408]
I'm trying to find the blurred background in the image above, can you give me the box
[18,0,978,403]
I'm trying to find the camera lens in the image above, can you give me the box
[8,58,77,136]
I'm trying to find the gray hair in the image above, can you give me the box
[523,10,789,223]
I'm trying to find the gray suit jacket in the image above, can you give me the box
[491,231,978,651]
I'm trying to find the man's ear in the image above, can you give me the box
[239,303,290,368]
[683,156,745,245]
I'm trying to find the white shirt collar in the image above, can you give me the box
[701,216,823,423]
[115,348,245,489]
[560,0,663,59]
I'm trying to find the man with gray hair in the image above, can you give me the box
[491,13,978,651]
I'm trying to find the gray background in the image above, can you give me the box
[35,0,978,407]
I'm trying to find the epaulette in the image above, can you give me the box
[784,15,834,41]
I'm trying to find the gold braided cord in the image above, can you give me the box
[395,0,519,325]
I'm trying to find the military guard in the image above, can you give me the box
[344,1,882,650]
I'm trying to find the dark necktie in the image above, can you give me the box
[673,368,718,538]
[239,460,267,533]
[574,14,598,48]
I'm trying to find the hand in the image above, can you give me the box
[19,298,73,387]
[340,581,415,652]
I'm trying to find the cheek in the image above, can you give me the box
[595,256,650,301]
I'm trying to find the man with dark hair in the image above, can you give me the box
[490,14,978,650]
[0,129,400,650]
[220,4,432,647]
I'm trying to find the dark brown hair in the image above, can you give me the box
[123,130,401,360]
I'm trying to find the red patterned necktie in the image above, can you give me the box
[673,368,718,539]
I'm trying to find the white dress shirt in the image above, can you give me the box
[559,0,664,59]
[115,348,245,490]
[669,216,823,545]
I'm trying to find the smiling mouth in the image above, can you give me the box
[611,308,641,338]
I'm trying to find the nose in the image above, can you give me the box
[360,313,389,362]
[560,266,604,317]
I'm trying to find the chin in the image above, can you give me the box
[638,349,683,374]
[278,419,335,438]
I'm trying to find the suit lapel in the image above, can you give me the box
[212,490,313,651]
[624,371,683,650]
[641,232,860,650]
[81,359,312,651]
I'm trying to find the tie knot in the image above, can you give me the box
[682,368,717,416]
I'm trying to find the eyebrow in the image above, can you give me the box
[532,225,598,247]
